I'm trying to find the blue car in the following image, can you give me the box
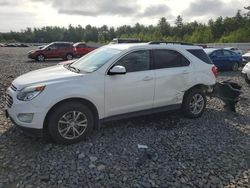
[204,48,242,71]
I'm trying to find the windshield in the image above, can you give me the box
[72,47,121,73]
[41,43,52,50]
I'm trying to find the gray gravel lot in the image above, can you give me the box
[0,47,250,188]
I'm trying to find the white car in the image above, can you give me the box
[242,62,250,84]
[5,42,217,144]
[242,51,250,65]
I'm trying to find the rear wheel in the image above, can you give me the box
[182,89,206,118]
[232,62,239,71]
[48,102,94,144]
[36,54,45,62]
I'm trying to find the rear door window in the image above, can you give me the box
[152,50,190,69]
[223,50,232,56]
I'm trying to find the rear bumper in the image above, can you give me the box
[5,110,43,137]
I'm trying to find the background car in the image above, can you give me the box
[224,47,242,55]
[28,42,75,62]
[109,38,141,44]
[242,51,250,65]
[242,62,250,84]
[204,48,242,71]
[73,42,96,57]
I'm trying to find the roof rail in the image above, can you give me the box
[148,41,193,45]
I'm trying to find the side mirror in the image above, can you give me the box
[109,65,126,75]
[47,47,51,51]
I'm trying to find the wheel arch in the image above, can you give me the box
[185,84,210,95]
[43,97,99,131]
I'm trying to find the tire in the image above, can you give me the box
[232,62,239,71]
[48,102,94,144]
[65,53,73,60]
[182,89,206,118]
[36,54,45,62]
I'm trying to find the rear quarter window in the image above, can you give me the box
[188,49,213,64]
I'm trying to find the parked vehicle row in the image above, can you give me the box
[73,42,96,57]
[28,42,97,62]
[6,42,217,144]
[204,48,242,71]
[242,62,250,84]
[0,43,29,47]
[242,50,250,65]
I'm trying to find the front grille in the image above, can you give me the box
[10,84,17,91]
[6,94,13,108]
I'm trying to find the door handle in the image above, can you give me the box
[143,76,153,81]
[182,70,189,74]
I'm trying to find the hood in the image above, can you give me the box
[12,65,83,90]
[58,59,75,65]
[28,50,36,54]
[243,52,250,57]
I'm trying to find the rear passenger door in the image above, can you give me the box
[58,43,68,58]
[222,50,234,69]
[152,49,192,108]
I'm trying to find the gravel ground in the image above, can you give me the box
[0,47,250,188]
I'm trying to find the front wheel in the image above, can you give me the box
[48,102,94,144]
[182,89,206,118]
[36,54,45,62]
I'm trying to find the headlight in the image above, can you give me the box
[17,85,45,101]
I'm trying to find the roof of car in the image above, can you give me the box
[106,42,203,51]
[53,41,73,44]
[74,42,86,45]
[204,48,220,54]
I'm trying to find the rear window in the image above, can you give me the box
[188,49,213,64]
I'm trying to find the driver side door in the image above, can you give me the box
[104,50,155,117]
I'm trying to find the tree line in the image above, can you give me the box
[0,6,249,44]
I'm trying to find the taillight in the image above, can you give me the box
[212,65,218,77]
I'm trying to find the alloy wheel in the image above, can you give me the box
[189,94,205,115]
[58,111,88,140]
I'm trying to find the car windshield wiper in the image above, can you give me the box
[65,64,80,73]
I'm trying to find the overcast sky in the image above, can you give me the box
[0,0,248,32]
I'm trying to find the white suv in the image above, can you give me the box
[6,42,217,144]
